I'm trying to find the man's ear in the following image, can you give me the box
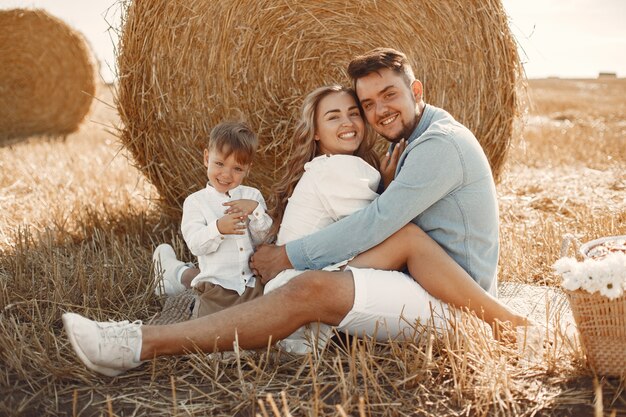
[411,80,423,101]
[203,149,209,167]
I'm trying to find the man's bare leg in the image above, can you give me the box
[348,224,526,328]
[140,271,355,359]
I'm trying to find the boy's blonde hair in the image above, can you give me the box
[208,121,258,166]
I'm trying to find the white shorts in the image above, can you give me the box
[265,266,451,353]
[337,267,451,341]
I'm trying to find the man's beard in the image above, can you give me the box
[383,121,416,143]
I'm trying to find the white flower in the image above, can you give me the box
[553,253,626,298]
[580,259,602,293]
[599,275,623,299]
[606,252,626,274]
[553,257,578,275]
[603,253,626,298]
[561,275,583,292]
[553,257,583,291]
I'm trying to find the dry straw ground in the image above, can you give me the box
[1,78,625,415]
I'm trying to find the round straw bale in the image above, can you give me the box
[0,9,96,141]
[117,0,522,217]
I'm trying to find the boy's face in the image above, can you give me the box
[203,147,250,194]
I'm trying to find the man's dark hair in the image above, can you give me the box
[347,47,415,87]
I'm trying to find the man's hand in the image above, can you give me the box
[223,199,259,216]
[217,211,247,235]
[379,138,407,190]
[250,244,292,284]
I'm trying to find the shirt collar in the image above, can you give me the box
[407,104,434,145]
[205,182,238,198]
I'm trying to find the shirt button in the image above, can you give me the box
[220,236,224,240]
[241,271,245,275]
[239,247,243,251]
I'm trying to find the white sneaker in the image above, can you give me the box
[63,312,143,377]
[153,244,187,296]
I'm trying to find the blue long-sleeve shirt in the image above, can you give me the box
[285,104,499,293]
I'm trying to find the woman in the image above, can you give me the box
[63,85,528,376]
[261,85,526,353]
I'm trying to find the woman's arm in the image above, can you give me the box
[378,139,407,191]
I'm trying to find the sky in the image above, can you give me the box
[2,0,626,83]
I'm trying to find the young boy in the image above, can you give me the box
[153,121,272,317]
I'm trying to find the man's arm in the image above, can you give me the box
[287,137,463,270]
[252,155,379,281]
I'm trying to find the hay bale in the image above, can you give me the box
[117,0,522,217]
[0,9,96,141]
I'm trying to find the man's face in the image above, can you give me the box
[355,68,422,143]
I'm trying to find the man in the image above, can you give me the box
[253,47,498,294]
[62,48,500,376]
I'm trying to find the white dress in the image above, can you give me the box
[275,154,380,246]
[264,154,380,353]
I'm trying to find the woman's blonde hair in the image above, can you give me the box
[268,85,379,240]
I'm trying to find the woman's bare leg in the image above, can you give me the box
[140,271,355,359]
[348,224,526,327]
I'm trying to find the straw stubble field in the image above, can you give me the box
[1,78,625,416]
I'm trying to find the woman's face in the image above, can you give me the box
[314,91,365,156]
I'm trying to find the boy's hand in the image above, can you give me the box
[223,199,259,216]
[379,138,407,190]
[217,211,247,235]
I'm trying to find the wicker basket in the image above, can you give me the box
[565,289,626,376]
[579,235,626,259]
[563,235,626,376]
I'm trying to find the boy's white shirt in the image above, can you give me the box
[181,182,272,295]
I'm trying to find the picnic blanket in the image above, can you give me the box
[148,281,577,336]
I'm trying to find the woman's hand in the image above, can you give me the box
[379,138,407,190]
[217,211,247,235]
[223,199,259,216]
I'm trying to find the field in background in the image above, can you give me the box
[499,78,625,286]
[0,78,625,416]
